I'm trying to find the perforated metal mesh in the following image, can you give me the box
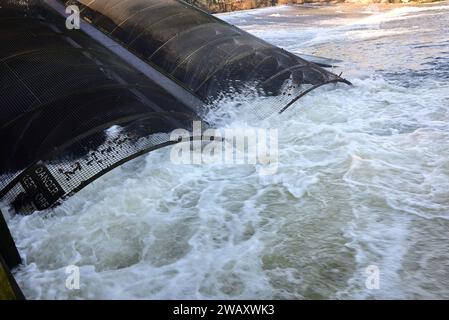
[0,2,199,214]
[64,0,350,112]
[1,0,350,214]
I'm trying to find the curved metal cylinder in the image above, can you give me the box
[0,2,200,214]
[0,0,350,214]
[65,0,350,111]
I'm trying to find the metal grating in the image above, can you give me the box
[0,0,350,214]
[63,0,351,113]
[0,2,200,214]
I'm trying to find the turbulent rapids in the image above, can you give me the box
[2,1,449,300]
[0,0,349,214]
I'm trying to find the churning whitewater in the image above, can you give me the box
[3,2,449,299]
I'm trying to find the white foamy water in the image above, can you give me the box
[4,2,449,299]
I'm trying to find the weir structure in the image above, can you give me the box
[0,0,350,299]
[0,0,350,215]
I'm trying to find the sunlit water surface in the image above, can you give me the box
[3,2,449,299]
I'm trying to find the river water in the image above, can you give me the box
[5,2,449,299]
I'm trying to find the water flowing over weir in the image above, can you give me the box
[3,1,449,300]
[0,0,349,214]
